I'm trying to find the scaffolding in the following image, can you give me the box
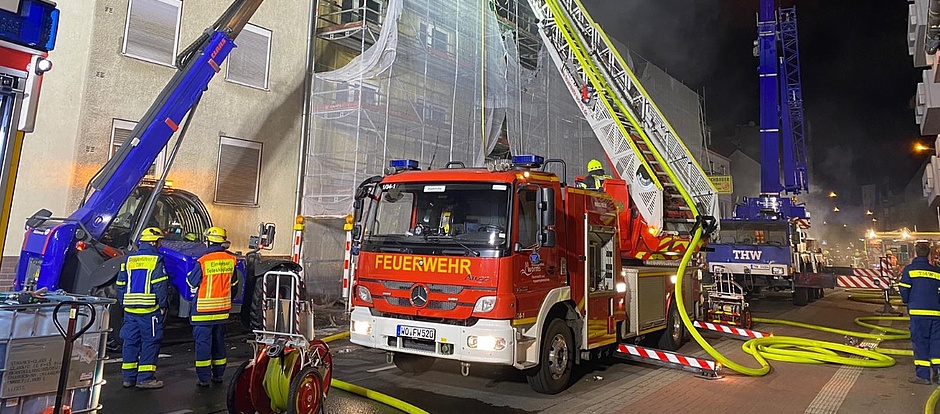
[300,0,709,303]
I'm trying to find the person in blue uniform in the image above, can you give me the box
[898,241,940,385]
[116,227,168,389]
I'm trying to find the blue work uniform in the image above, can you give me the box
[186,245,237,383]
[116,243,168,384]
[898,256,940,381]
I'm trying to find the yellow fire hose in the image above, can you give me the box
[674,227,940,412]
[674,228,914,373]
[320,331,430,414]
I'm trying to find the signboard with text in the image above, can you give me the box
[709,175,733,194]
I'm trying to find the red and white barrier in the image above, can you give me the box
[615,344,719,377]
[837,274,892,289]
[693,321,768,339]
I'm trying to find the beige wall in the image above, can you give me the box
[3,0,309,257]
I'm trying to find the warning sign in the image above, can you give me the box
[709,176,733,195]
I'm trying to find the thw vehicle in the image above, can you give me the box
[13,0,298,330]
[706,198,833,306]
[348,156,707,394]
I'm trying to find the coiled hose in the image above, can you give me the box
[674,228,912,373]
[321,331,429,414]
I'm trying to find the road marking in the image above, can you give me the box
[366,365,397,373]
[804,335,878,413]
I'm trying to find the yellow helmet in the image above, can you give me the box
[139,227,164,242]
[587,159,603,172]
[204,226,227,244]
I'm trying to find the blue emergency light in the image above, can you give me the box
[512,155,544,168]
[0,0,59,52]
[389,159,419,170]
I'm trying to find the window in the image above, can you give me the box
[215,136,262,206]
[225,24,272,90]
[110,119,166,176]
[417,99,449,125]
[122,0,182,66]
[517,189,537,248]
[334,82,381,106]
[419,22,452,54]
[588,230,616,292]
[341,0,384,25]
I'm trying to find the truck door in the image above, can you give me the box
[584,226,619,348]
[513,185,558,318]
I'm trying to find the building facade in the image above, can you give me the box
[0,0,310,287]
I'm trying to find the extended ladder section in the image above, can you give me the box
[526,0,718,234]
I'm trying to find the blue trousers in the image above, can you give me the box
[193,323,227,382]
[120,311,163,383]
[910,316,940,380]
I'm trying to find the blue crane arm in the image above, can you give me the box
[74,30,235,239]
[15,0,263,292]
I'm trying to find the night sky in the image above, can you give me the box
[581,0,924,199]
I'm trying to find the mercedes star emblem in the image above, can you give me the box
[410,284,429,308]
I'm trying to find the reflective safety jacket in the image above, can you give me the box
[898,256,940,317]
[186,245,237,324]
[116,243,168,314]
[577,172,613,190]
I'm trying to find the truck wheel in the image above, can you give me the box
[792,287,809,306]
[249,277,265,332]
[393,353,436,374]
[91,283,123,351]
[658,299,686,351]
[526,318,574,394]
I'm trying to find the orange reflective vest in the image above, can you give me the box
[192,251,236,322]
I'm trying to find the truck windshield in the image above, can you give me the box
[366,182,510,249]
[719,221,788,245]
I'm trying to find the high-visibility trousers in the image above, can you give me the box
[193,323,227,382]
[120,311,163,383]
[910,315,940,380]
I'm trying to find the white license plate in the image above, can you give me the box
[397,325,436,340]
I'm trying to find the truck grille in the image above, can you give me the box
[381,281,472,295]
[383,297,459,311]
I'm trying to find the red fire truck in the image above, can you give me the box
[347,156,706,394]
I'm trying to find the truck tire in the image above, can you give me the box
[242,277,265,332]
[658,299,686,351]
[526,318,574,394]
[393,353,436,374]
[91,283,123,351]
[792,287,809,306]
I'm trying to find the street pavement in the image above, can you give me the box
[99,290,928,413]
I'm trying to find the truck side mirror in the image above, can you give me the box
[249,222,276,250]
[537,187,556,247]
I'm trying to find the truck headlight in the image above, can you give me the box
[467,335,506,351]
[473,296,497,313]
[351,320,372,335]
[615,282,627,293]
[669,275,677,285]
[772,267,784,275]
[356,285,373,304]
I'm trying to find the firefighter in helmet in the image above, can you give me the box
[577,159,612,190]
[116,227,168,389]
[899,241,940,384]
[186,226,238,386]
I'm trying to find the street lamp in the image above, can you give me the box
[915,142,933,153]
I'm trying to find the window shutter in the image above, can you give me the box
[226,24,271,89]
[123,0,181,66]
[111,119,163,176]
[216,137,262,206]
